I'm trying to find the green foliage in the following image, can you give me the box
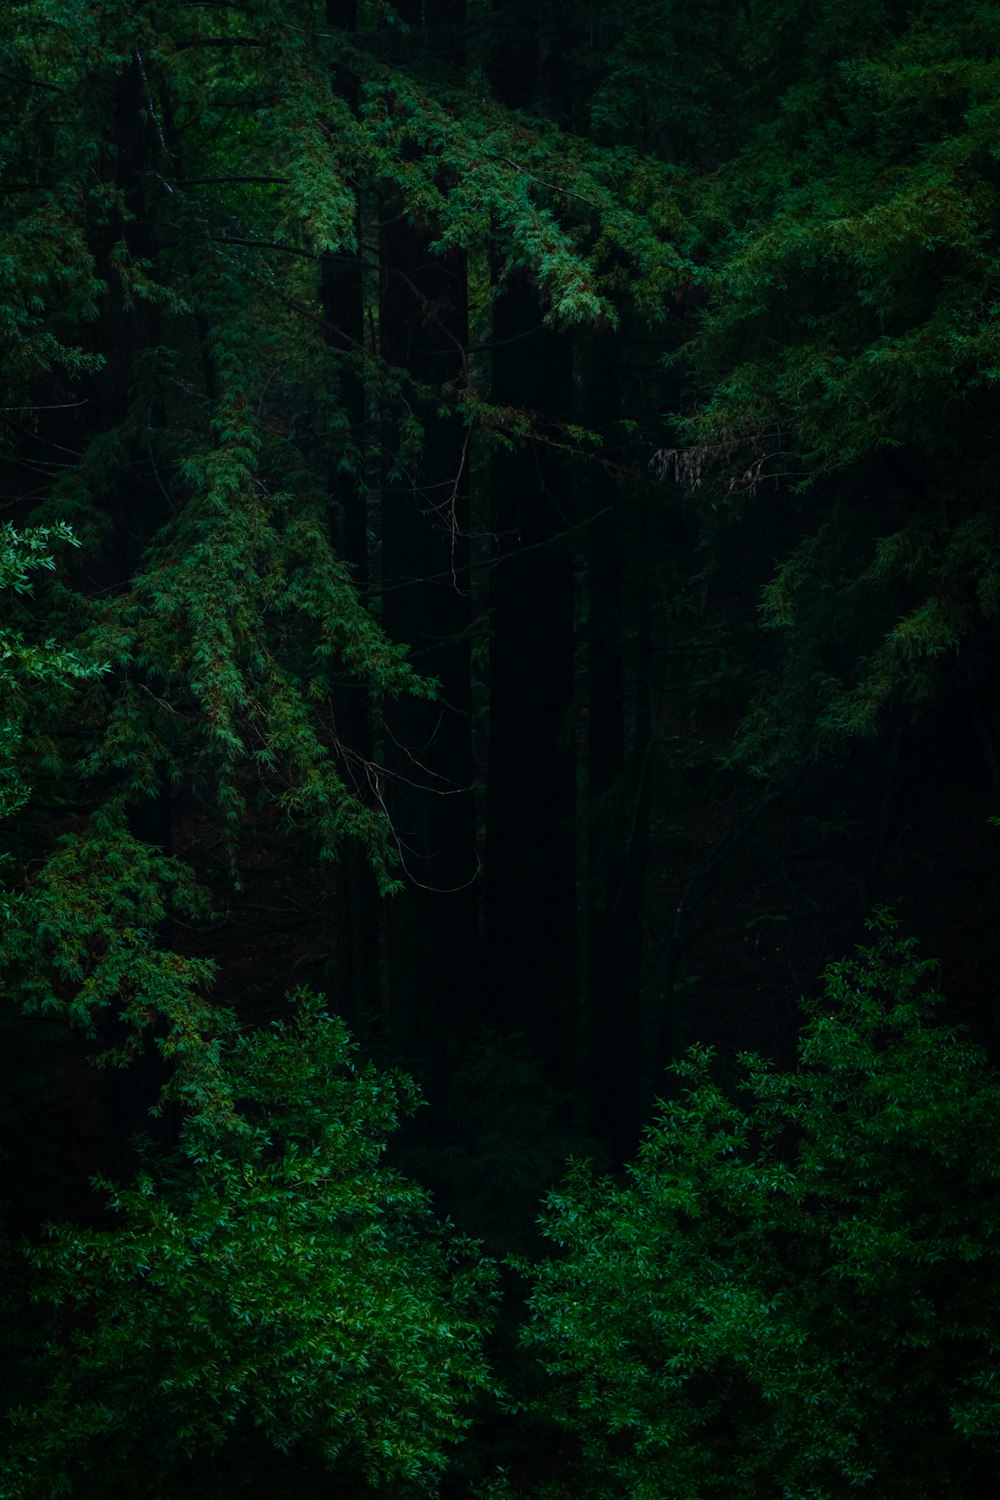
[4,994,497,1499]
[0,0,683,891]
[1,816,218,1050]
[675,0,1000,764]
[0,523,104,823]
[521,917,1000,1497]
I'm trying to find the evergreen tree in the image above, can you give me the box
[521,919,1000,1498]
[3,996,496,1498]
[0,0,677,1076]
[675,0,1000,766]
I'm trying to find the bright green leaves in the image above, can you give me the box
[4,995,497,1499]
[352,65,682,328]
[522,917,1000,1498]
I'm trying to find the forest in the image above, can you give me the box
[3,0,1000,1494]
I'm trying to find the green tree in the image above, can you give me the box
[521,918,1000,1498]
[3,994,497,1499]
[675,0,1000,767]
[0,0,679,1092]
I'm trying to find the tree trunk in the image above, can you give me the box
[485,275,577,1075]
[323,0,381,1034]
[378,203,479,1083]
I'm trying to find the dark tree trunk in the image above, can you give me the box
[96,59,174,1179]
[323,0,381,1034]
[583,329,637,1152]
[484,276,577,1075]
[621,490,653,1151]
[378,210,478,1083]
[373,0,479,1085]
[323,236,382,1033]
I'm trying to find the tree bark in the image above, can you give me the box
[378,202,478,1081]
[485,275,577,1075]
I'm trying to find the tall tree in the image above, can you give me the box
[523,921,1000,1499]
[377,0,480,1080]
[485,275,578,1072]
